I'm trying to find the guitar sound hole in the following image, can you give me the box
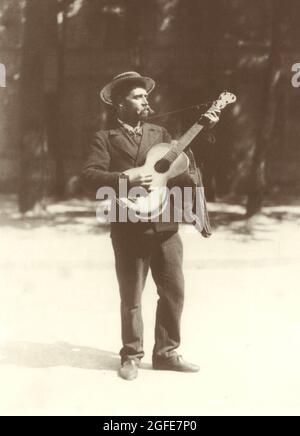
[154,159,171,173]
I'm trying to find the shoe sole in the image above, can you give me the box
[152,365,200,372]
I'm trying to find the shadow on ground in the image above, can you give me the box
[0,212,109,234]
[0,196,110,234]
[1,195,300,238]
[0,341,152,371]
[209,207,300,241]
[0,341,119,371]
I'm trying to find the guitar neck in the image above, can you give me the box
[162,91,236,165]
[176,121,204,153]
[164,121,204,163]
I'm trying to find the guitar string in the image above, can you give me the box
[155,97,231,166]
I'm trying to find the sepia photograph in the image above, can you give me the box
[0,0,300,417]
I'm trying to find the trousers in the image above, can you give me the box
[111,230,184,363]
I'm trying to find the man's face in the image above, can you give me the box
[119,87,150,122]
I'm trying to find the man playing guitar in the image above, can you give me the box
[83,71,222,380]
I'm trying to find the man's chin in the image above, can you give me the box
[138,110,149,121]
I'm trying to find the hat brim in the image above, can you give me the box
[100,76,155,105]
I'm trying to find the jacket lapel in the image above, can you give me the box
[136,123,161,165]
[109,128,139,161]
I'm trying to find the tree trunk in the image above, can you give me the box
[18,0,70,213]
[19,0,50,214]
[246,0,283,217]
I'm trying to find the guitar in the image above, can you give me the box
[117,91,236,220]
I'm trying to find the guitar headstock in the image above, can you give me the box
[208,91,237,113]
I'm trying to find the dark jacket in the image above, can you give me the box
[82,122,211,237]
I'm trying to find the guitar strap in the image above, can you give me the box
[185,148,212,238]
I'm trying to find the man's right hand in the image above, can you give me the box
[128,173,153,190]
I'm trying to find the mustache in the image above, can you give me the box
[138,106,155,114]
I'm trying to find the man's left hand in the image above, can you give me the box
[202,109,220,129]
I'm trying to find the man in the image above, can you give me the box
[82,72,219,380]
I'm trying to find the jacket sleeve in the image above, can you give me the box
[82,132,121,193]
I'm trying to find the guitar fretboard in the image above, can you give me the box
[163,121,204,164]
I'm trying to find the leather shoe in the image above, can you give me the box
[153,355,200,373]
[119,359,139,381]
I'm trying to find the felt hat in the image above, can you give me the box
[100,71,155,105]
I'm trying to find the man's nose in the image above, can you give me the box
[142,97,148,106]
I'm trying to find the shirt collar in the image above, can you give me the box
[117,118,143,136]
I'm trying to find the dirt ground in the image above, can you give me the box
[0,195,300,416]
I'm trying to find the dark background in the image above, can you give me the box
[1,0,300,215]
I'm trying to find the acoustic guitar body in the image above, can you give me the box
[118,143,190,220]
